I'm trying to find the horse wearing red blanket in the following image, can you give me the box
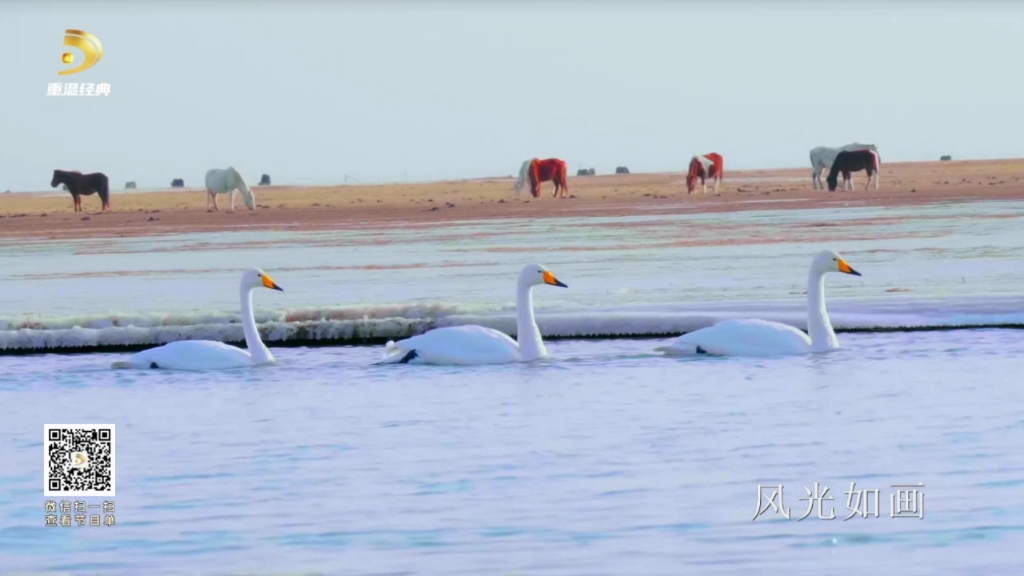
[514,158,569,199]
[686,153,724,194]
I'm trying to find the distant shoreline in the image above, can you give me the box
[1,158,1022,241]
[4,156,1018,195]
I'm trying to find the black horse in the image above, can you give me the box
[827,150,880,192]
[51,169,110,212]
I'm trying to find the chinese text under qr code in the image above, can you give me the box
[44,424,116,497]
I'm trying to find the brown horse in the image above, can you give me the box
[686,153,724,194]
[515,158,569,199]
[51,169,111,212]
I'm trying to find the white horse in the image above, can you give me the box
[204,167,255,212]
[514,158,536,196]
[809,143,878,190]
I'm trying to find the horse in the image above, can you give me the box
[50,169,110,212]
[686,153,724,194]
[514,158,569,199]
[809,143,877,190]
[826,149,880,192]
[204,167,255,212]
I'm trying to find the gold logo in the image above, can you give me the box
[59,30,103,76]
[71,452,89,468]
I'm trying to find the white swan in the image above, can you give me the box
[654,250,862,357]
[378,263,568,365]
[111,268,283,370]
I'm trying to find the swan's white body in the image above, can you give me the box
[111,268,283,371]
[205,166,255,211]
[379,263,567,366]
[655,250,861,358]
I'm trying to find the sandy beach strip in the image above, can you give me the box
[1,159,1022,240]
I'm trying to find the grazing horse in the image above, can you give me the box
[514,158,569,199]
[826,149,880,192]
[686,153,724,194]
[50,169,110,212]
[204,166,255,211]
[809,143,877,190]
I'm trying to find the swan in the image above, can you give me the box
[111,268,283,370]
[654,250,862,357]
[378,263,568,365]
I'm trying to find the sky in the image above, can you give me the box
[2,1,1024,192]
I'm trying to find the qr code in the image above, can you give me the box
[44,424,116,497]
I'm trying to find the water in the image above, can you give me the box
[2,200,1024,351]
[1,201,1024,574]
[2,331,1024,574]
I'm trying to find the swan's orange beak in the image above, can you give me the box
[838,258,861,276]
[543,270,568,288]
[262,273,284,291]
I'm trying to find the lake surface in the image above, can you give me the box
[1,200,1023,574]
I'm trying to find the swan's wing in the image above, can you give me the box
[381,325,520,365]
[655,319,811,357]
[113,340,253,371]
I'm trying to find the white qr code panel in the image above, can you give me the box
[44,424,116,497]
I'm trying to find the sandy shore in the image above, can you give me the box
[2,159,1022,240]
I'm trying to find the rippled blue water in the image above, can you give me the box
[2,201,1024,574]
[2,329,1024,574]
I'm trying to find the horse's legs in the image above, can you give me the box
[229,190,236,212]
[212,193,220,211]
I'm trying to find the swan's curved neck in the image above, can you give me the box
[516,281,546,360]
[240,285,273,364]
[806,270,838,351]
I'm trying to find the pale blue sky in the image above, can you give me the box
[3,1,1023,192]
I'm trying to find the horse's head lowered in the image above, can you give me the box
[686,159,704,193]
[826,171,840,192]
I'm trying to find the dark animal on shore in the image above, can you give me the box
[827,150,881,191]
[259,174,271,186]
[615,166,630,174]
[50,169,110,212]
[171,178,185,188]
[809,143,877,189]
[125,181,136,189]
[940,155,952,161]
